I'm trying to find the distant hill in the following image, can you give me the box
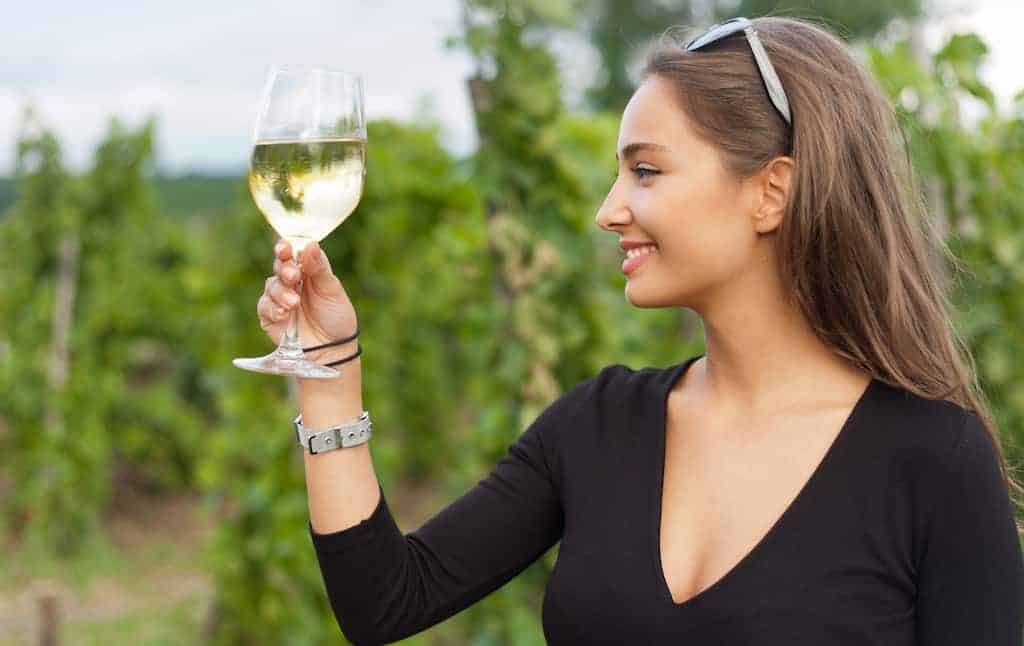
[153,173,247,216]
[0,173,246,218]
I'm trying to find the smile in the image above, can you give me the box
[622,246,657,275]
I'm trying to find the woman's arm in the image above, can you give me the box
[299,351,380,537]
[914,409,1024,645]
[300,358,583,645]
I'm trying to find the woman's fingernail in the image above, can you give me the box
[285,293,299,305]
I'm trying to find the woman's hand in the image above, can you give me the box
[257,240,359,360]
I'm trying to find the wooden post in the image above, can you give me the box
[37,592,59,646]
[45,233,80,433]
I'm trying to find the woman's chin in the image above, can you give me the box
[624,276,684,308]
[624,280,653,306]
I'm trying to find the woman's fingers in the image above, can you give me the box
[266,276,299,308]
[264,276,289,308]
[260,243,303,337]
[273,257,301,286]
[258,294,287,324]
[261,244,300,328]
[275,239,292,261]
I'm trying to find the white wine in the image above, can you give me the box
[248,137,366,256]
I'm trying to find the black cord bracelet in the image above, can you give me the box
[303,326,359,353]
[323,342,362,367]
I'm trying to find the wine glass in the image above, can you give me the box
[233,65,366,379]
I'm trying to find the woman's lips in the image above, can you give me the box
[622,250,656,275]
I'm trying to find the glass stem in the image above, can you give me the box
[278,256,304,358]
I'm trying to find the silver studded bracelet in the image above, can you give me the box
[294,410,372,454]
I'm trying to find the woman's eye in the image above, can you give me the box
[632,166,658,179]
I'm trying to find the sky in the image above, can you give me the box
[1,0,1020,176]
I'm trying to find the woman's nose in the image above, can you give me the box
[595,191,631,231]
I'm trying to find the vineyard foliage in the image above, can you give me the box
[1,7,1022,644]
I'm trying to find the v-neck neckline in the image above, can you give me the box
[649,354,879,609]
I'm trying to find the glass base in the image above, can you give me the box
[233,348,341,379]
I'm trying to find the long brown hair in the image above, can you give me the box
[643,16,1023,535]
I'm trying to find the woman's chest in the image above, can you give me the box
[657,403,859,605]
[545,415,919,643]
[546,498,917,645]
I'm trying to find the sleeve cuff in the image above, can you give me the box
[308,482,395,553]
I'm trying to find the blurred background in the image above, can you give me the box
[2,0,1022,643]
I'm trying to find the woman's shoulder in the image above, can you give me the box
[525,359,693,457]
[564,356,698,401]
[864,379,994,478]
[540,357,699,426]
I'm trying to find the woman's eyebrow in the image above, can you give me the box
[616,142,670,161]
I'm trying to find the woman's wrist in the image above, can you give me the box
[304,341,360,366]
[302,325,359,353]
[297,351,362,425]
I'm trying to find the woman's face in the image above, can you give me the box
[595,75,766,309]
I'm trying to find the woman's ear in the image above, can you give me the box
[754,155,794,234]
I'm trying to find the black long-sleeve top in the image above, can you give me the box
[308,354,1024,644]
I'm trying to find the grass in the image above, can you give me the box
[60,594,206,646]
[0,493,212,645]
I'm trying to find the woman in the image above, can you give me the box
[257,16,1024,645]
